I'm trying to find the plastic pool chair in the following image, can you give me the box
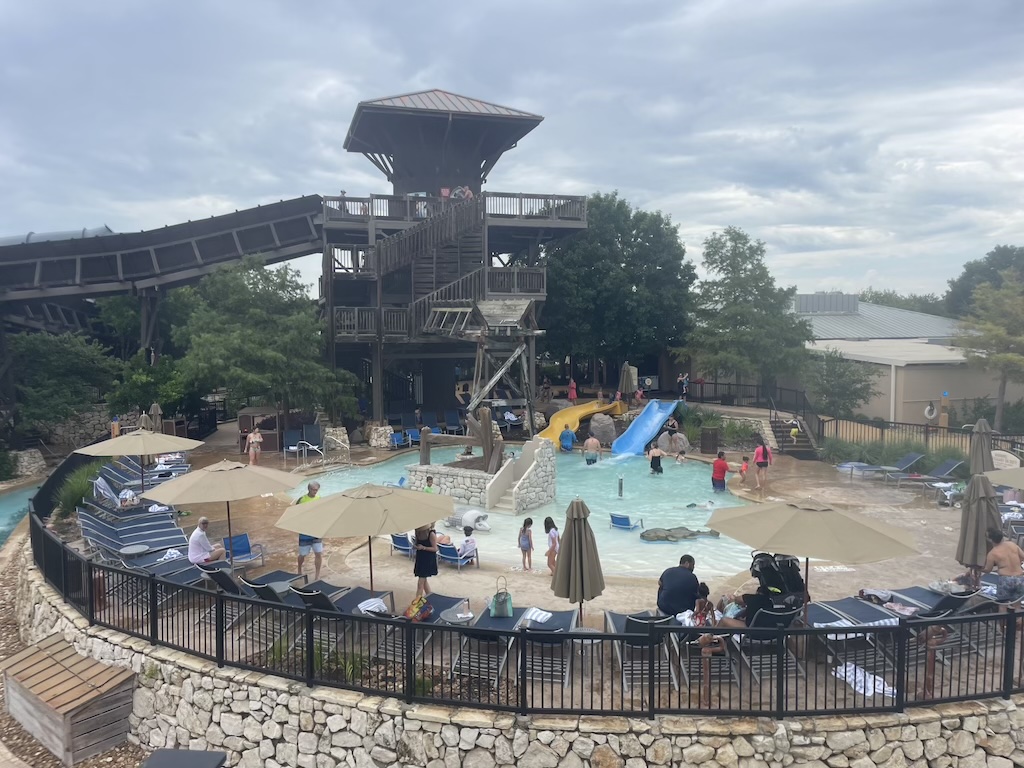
[222,533,265,569]
[390,432,409,450]
[384,477,408,489]
[443,410,465,434]
[885,459,964,489]
[438,542,477,570]
[390,533,414,557]
[610,513,643,531]
[407,428,422,445]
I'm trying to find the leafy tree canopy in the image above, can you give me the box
[805,347,881,418]
[953,270,1024,431]
[105,353,194,418]
[859,288,949,317]
[8,332,120,429]
[95,289,200,360]
[946,245,1024,318]
[174,257,358,416]
[539,192,696,365]
[674,226,812,386]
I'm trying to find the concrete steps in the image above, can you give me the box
[492,490,515,513]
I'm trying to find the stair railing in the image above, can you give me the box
[409,268,487,334]
[374,197,485,276]
[485,452,519,510]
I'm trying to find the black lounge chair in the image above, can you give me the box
[451,607,527,685]
[372,593,469,663]
[518,609,578,688]
[732,605,804,685]
[606,611,679,692]
[198,567,305,627]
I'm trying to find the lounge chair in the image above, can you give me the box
[291,586,395,651]
[84,497,176,524]
[443,410,465,435]
[390,533,414,558]
[77,508,188,554]
[451,607,528,686]
[222,533,265,569]
[605,611,679,692]
[839,453,924,480]
[421,411,440,430]
[805,601,898,675]
[401,413,418,431]
[390,432,410,450]
[372,593,469,664]
[384,477,408,489]
[518,608,578,687]
[609,513,643,531]
[302,424,322,449]
[282,429,303,461]
[79,505,177,534]
[885,459,964,489]
[198,566,305,627]
[407,428,422,445]
[732,605,804,685]
[437,542,477,571]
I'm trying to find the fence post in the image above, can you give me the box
[404,620,416,704]
[86,560,95,626]
[215,594,225,667]
[305,608,316,686]
[1003,612,1017,699]
[148,574,159,642]
[894,622,907,712]
[59,541,68,603]
[518,626,528,715]
[775,629,786,719]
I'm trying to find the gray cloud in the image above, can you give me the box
[1,0,1022,295]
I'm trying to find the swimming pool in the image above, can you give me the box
[0,485,38,547]
[310,449,752,580]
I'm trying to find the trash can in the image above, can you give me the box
[700,427,720,454]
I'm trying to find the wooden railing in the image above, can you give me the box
[484,192,587,222]
[374,198,485,275]
[487,267,546,296]
[322,195,447,224]
[410,268,486,334]
[326,244,374,275]
[333,307,409,339]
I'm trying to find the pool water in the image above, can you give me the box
[311,450,752,580]
[0,485,38,547]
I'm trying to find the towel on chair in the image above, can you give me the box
[523,607,552,624]
[358,598,388,615]
[157,549,183,562]
[833,663,896,697]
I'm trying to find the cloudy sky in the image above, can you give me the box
[1,0,1022,295]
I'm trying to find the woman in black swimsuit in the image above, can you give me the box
[646,443,665,475]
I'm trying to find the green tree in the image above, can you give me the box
[96,289,200,360]
[106,353,190,417]
[174,258,358,417]
[805,347,881,418]
[859,288,949,317]
[946,245,1024,318]
[539,192,696,376]
[953,270,1024,431]
[674,226,812,387]
[8,332,119,430]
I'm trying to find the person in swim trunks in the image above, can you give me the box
[582,435,602,465]
[647,443,666,474]
[984,528,1024,606]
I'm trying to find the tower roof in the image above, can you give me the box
[357,89,542,119]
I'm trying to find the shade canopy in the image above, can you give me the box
[275,483,454,539]
[140,460,299,505]
[986,466,1024,488]
[707,499,918,563]
[75,429,203,457]
[955,474,1001,569]
[551,498,605,608]
[969,418,995,475]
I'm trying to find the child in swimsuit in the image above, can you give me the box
[740,456,749,482]
[518,518,534,571]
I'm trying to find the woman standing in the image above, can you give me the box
[568,378,578,405]
[413,523,439,598]
[544,517,560,576]
[753,438,773,491]
[245,427,263,466]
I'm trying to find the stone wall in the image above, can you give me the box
[13,448,46,477]
[47,404,141,448]
[16,551,1024,768]
[406,463,488,505]
[514,438,556,514]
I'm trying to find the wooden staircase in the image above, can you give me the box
[770,418,817,459]
[374,198,485,276]
[412,228,484,300]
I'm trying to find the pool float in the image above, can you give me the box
[640,526,720,542]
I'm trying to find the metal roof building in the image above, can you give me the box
[793,293,958,341]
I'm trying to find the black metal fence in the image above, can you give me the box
[820,418,1024,457]
[28,512,1024,716]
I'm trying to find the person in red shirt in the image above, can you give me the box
[712,451,731,492]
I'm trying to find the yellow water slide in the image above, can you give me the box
[538,400,628,443]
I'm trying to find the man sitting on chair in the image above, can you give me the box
[458,526,478,564]
[188,517,226,565]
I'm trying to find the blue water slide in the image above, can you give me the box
[611,400,682,455]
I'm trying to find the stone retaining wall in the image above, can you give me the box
[514,438,556,514]
[13,448,46,477]
[48,404,141,448]
[406,464,487,505]
[16,551,1024,768]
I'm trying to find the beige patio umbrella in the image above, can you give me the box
[137,412,154,432]
[985,466,1024,488]
[551,498,605,618]
[955,474,1001,572]
[141,460,300,562]
[275,483,454,589]
[149,402,163,422]
[969,418,995,475]
[708,499,919,616]
[75,429,204,491]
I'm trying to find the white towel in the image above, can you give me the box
[833,663,896,698]
[148,504,170,513]
[523,607,552,624]
[157,549,182,562]
[814,616,898,641]
[358,598,388,615]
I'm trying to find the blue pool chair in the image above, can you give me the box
[610,513,643,530]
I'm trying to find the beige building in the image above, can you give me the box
[793,293,1023,425]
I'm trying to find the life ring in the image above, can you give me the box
[924,403,937,420]
[644,377,653,387]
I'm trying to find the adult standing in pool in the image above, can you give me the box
[559,424,577,453]
[582,434,602,465]
[711,451,731,492]
[647,442,666,475]
[753,438,772,491]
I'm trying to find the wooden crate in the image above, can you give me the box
[1,635,135,766]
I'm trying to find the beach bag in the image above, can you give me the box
[490,576,513,618]
[404,596,433,622]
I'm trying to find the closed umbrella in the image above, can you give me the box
[137,412,154,432]
[708,499,919,616]
[75,429,204,491]
[969,418,995,475]
[618,362,637,400]
[149,402,164,423]
[551,498,605,618]
[275,483,454,589]
[955,474,1001,572]
[141,460,300,562]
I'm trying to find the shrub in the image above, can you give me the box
[722,420,758,446]
[53,461,104,520]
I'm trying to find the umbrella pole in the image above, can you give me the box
[368,537,374,591]
[139,455,145,493]
[226,501,234,566]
